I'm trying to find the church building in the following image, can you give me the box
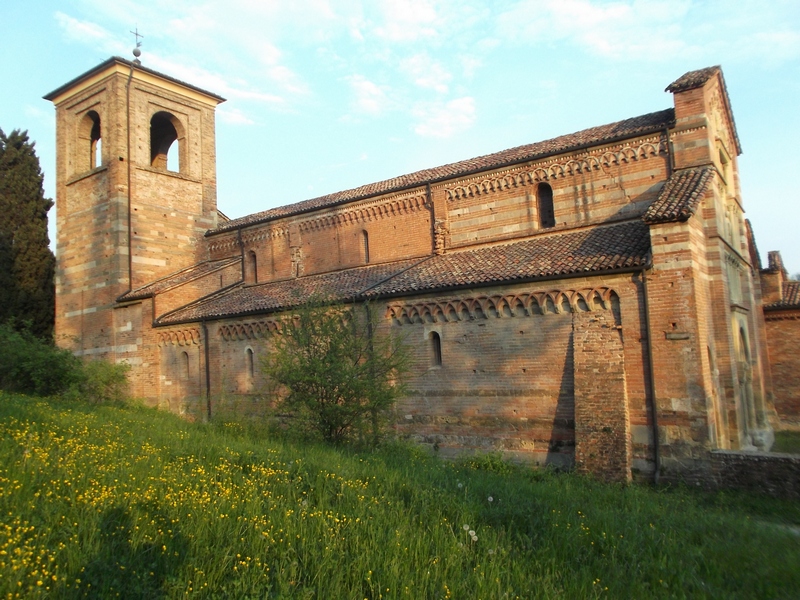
[45,57,781,483]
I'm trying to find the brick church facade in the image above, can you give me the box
[46,58,788,483]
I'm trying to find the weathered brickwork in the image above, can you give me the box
[765,316,800,428]
[761,256,800,429]
[711,450,800,499]
[573,311,632,482]
[48,59,792,485]
[46,58,223,366]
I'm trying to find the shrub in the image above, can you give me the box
[0,322,81,396]
[69,359,131,405]
[263,299,409,445]
[0,322,131,403]
[458,451,518,475]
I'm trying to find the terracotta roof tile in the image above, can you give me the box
[665,65,741,154]
[642,167,714,224]
[765,281,800,310]
[209,109,675,234]
[365,221,651,297]
[157,258,423,324]
[158,221,651,324]
[665,66,721,93]
[118,257,241,301]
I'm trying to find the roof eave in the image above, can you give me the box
[207,119,674,237]
[44,56,226,104]
[154,261,652,326]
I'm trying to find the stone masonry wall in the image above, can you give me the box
[711,450,800,499]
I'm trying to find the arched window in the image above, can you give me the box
[248,250,258,284]
[246,348,255,382]
[87,111,102,169]
[181,351,190,380]
[430,331,442,367]
[537,183,555,229]
[362,230,370,264]
[150,111,183,172]
[78,110,102,173]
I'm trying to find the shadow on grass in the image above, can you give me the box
[57,506,187,599]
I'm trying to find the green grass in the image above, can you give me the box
[773,430,800,454]
[1,392,799,599]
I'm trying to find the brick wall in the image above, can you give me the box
[445,137,669,249]
[765,313,800,427]
[155,260,242,318]
[573,311,632,482]
[151,273,653,476]
[52,63,222,373]
[50,60,783,484]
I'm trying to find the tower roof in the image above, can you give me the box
[44,56,226,105]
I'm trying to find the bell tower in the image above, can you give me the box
[45,55,225,362]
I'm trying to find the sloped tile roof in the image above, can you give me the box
[158,221,651,324]
[765,281,800,310]
[364,221,651,297]
[209,109,675,235]
[642,167,715,224]
[665,65,741,154]
[666,66,721,93]
[157,258,423,324]
[118,257,241,301]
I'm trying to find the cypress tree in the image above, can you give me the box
[0,129,55,340]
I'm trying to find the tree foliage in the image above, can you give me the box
[263,299,409,445]
[0,322,130,402]
[0,129,55,340]
[0,322,81,396]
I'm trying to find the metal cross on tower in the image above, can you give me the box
[130,27,144,48]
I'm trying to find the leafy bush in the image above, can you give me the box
[0,322,81,395]
[68,359,131,405]
[457,451,518,475]
[0,322,130,403]
[263,299,409,445]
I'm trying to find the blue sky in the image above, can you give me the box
[3,0,800,274]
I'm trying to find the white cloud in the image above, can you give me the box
[496,0,800,65]
[144,55,287,107]
[346,75,392,116]
[54,11,125,54]
[267,65,310,96]
[217,107,255,126]
[413,97,475,138]
[400,54,451,93]
[372,0,438,42]
[497,0,692,60]
[736,29,800,64]
[460,55,483,78]
[316,46,348,70]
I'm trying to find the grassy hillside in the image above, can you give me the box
[1,392,798,599]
